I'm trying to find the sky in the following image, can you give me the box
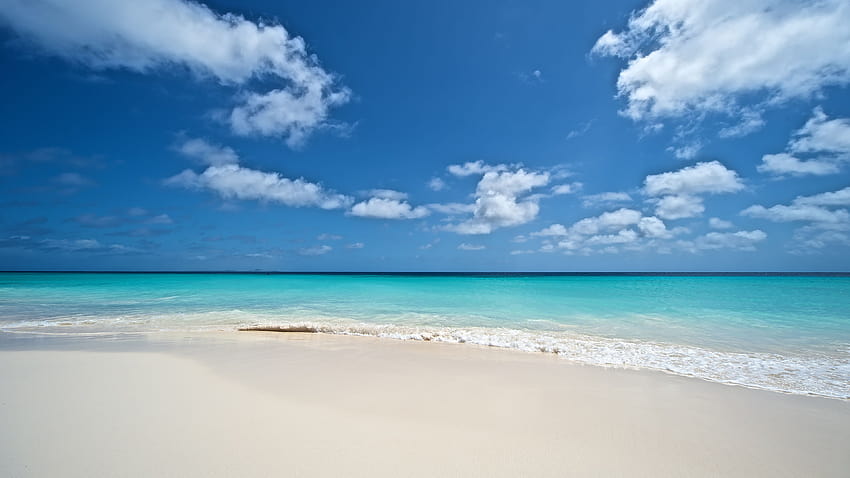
[0,0,849,272]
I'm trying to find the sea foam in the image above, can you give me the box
[240,320,849,399]
[3,311,848,400]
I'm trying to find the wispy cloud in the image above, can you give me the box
[0,0,350,147]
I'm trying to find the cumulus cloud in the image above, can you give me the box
[744,204,849,226]
[457,243,485,251]
[678,230,767,252]
[531,224,569,237]
[445,168,550,235]
[570,208,642,236]
[708,217,734,230]
[743,186,850,253]
[644,161,744,197]
[592,0,850,132]
[758,107,850,176]
[366,189,408,201]
[644,161,744,220]
[165,138,351,209]
[793,187,850,207]
[349,197,430,220]
[637,216,673,238]
[654,195,704,220]
[0,0,349,146]
[585,229,639,246]
[789,229,850,254]
[790,107,850,155]
[757,153,840,177]
[551,182,583,195]
[742,186,850,229]
[446,160,509,177]
[427,177,447,191]
[526,209,683,254]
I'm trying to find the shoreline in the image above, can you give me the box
[4,323,847,400]
[2,330,849,477]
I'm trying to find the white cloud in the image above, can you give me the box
[419,238,440,250]
[165,138,351,209]
[789,229,850,254]
[757,153,840,177]
[229,87,350,147]
[571,208,642,235]
[426,203,476,215]
[789,107,850,156]
[793,187,850,207]
[176,138,238,166]
[457,243,486,251]
[718,109,766,138]
[446,160,508,177]
[680,230,767,252]
[742,204,849,227]
[0,0,349,146]
[366,189,408,201]
[526,210,687,255]
[742,187,850,233]
[644,161,743,220]
[592,0,850,131]
[427,177,447,191]
[762,186,850,253]
[349,197,430,220]
[644,161,744,197]
[551,182,583,195]
[299,245,332,256]
[637,216,672,238]
[582,192,632,208]
[531,224,569,237]
[668,142,702,160]
[345,242,364,249]
[585,229,639,246]
[654,194,704,220]
[758,107,850,177]
[708,217,734,230]
[445,169,550,234]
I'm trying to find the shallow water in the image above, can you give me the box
[1,273,848,398]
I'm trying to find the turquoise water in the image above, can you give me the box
[1,273,848,397]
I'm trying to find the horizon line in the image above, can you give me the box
[2,271,849,276]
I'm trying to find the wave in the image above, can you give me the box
[238,321,850,400]
[3,314,847,399]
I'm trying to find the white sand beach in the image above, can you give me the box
[1,331,848,477]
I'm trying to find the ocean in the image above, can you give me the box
[1,272,848,398]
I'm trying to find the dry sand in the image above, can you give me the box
[1,331,848,477]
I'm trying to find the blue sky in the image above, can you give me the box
[1,0,849,271]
